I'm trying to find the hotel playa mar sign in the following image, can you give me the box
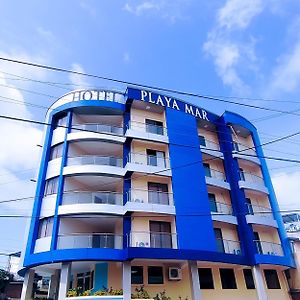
[67,88,210,121]
[127,87,210,121]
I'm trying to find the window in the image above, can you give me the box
[239,168,245,181]
[150,221,172,248]
[243,269,255,289]
[44,177,59,196]
[148,266,164,284]
[214,228,225,253]
[219,268,237,289]
[198,268,214,289]
[145,119,164,135]
[146,149,166,167]
[203,163,211,177]
[253,232,263,254]
[264,270,281,289]
[199,135,206,147]
[148,182,169,205]
[208,193,217,213]
[131,266,143,284]
[233,141,239,151]
[37,217,53,238]
[49,144,64,160]
[76,272,93,292]
[245,198,254,215]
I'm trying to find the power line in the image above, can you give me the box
[4,56,300,118]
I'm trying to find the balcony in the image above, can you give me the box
[210,201,237,225]
[72,123,123,135]
[245,204,277,227]
[64,155,124,177]
[58,191,124,215]
[232,142,260,165]
[125,121,168,143]
[129,231,177,249]
[254,240,283,256]
[216,238,242,255]
[238,172,269,194]
[205,168,230,190]
[126,153,171,176]
[200,139,223,158]
[125,189,175,215]
[57,233,123,250]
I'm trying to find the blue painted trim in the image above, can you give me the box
[24,114,55,262]
[50,111,73,250]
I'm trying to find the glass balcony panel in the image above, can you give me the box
[200,139,220,151]
[211,201,233,215]
[246,204,273,218]
[216,238,241,255]
[67,155,123,167]
[205,168,226,181]
[254,240,283,256]
[128,153,169,168]
[62,191,123,205]
[72,123,123,135]
[127,189,173,206]
[240,172,264,185]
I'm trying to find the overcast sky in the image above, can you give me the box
[0,0,300,267]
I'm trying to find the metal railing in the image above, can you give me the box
[210,200,233,215]
[61,191,123,206]
[57,233,123,249]
[129,231,177,249]
[246,203,273,218]
[67,155,123,167]
[127,153,169,168]
[127,121,167,136]
[239,171,265,185]
[254,240,283,256]
[216,238,242,255]
[205,168,227,181]
[127,189,173,206]
[200,139,220,151]
[72,123,123,135]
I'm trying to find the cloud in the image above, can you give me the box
[203,0,263,94]
[79,1,96,17]
[68,63,90,89]
[272,171,300,210]
[123,0,190,23]
[123,52,131,63]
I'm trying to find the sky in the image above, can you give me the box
[0,0,300,267]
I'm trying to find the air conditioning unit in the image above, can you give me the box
[168,267,182,281]
[135,241,149,247]
[134,198,144,203]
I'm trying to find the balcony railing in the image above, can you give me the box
[233,142,256,156]
[129,231,177,249]
[57,233,123,249]
[128,153,169,168]
[205,168,227,181]
[72,123,123,135]
[67,155,123,167]
[127,189,173,206]
[246,203,273,218]
[254,240,283,256]
[200,139,220,151]
[61,191,123,206]
[210,200,233,215]
[216,238,242,255]
[127,121,167,136]
[239,171,264,185]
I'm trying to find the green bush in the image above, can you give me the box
[131,285,151,299]
[154,290,171,300]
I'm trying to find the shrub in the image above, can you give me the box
[67,288,78,297]
[154,290,171,300]
[131,285,151,299]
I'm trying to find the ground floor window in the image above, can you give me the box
[219,268,237,289]
[148,266,164,284]
[264,270,281,289]
[243,269,255,289]
[132,266,143,284]
[198,268,214,289]
[76,271,94,292]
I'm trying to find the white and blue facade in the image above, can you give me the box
[20,88,294,300]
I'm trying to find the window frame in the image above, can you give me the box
[219,268,237,289]
[148,266,164,284]
[264,269,281,289]
[243,269,255,289]
[131,266,144,284]
[198,268,214,289]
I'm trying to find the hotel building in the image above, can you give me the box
[19,87,294,300]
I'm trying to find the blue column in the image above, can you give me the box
[93,263,108,291]
[50,111,73,250]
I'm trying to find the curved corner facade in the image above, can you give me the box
[19,88,294,300]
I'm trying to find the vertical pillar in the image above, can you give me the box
[20,269,35,300]
[58,262,71,300]
[48,269,60,300]
[122,261,131,300]
[188,261,202,300]
[253,266,268,300]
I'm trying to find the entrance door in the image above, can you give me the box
[148,182,169,205]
